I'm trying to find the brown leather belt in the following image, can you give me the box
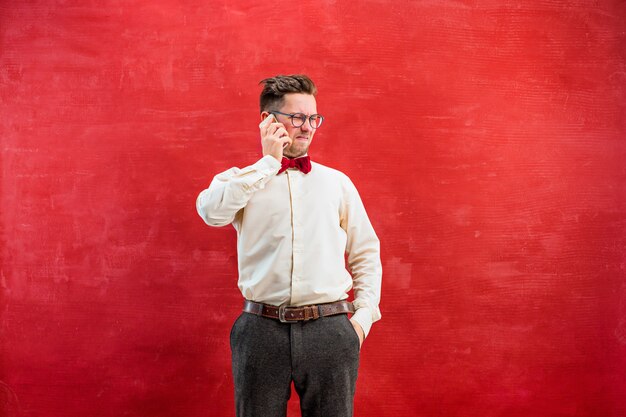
[243,299,354,323]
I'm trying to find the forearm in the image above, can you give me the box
[344,205,382,338]
[196,155,280,227]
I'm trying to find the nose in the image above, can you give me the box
[300,118,312,132]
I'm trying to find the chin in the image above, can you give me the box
[285,147,309,159]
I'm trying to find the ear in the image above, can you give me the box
[260,111,270,121]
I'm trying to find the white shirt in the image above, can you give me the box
[196,155,382,337]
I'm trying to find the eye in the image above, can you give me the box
[292,113,307,123]
[310,114,323,128]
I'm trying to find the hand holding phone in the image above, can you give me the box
[259,114,291,159]
[259,114,288,148]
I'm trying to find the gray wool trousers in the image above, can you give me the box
[229,310,361,417]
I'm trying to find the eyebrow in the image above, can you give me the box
[281,111,320,115]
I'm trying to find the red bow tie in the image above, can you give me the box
[278,156,311,174]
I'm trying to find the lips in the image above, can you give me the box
[296,136,308,141]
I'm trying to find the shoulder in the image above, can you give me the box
[311,161,352,183]
[310,161,361,199]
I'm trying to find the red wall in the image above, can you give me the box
[1,1,625,416]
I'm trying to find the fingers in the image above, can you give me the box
[262,122,290,146]
[260,121,292,161]
[280,134,292,148]
[265,122,288,138]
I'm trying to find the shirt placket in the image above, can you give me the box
[286,170,304,306]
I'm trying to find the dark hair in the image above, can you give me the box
[258,74,317,113]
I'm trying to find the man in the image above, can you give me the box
[196,74,382,417]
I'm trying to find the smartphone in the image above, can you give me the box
[259,114,277,128]
[259,114,290,148]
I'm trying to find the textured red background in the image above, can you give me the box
[1,1,625,416]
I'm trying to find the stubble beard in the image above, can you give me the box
[283,139,309,159]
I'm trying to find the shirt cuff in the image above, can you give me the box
[255,154,281,174]
[351,307,374,339]
[240,155,281,192]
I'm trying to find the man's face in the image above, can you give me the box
[264,93,318,159]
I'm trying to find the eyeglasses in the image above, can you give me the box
[270,110,324,129]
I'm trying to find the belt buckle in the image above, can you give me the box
[278,303,297,323]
